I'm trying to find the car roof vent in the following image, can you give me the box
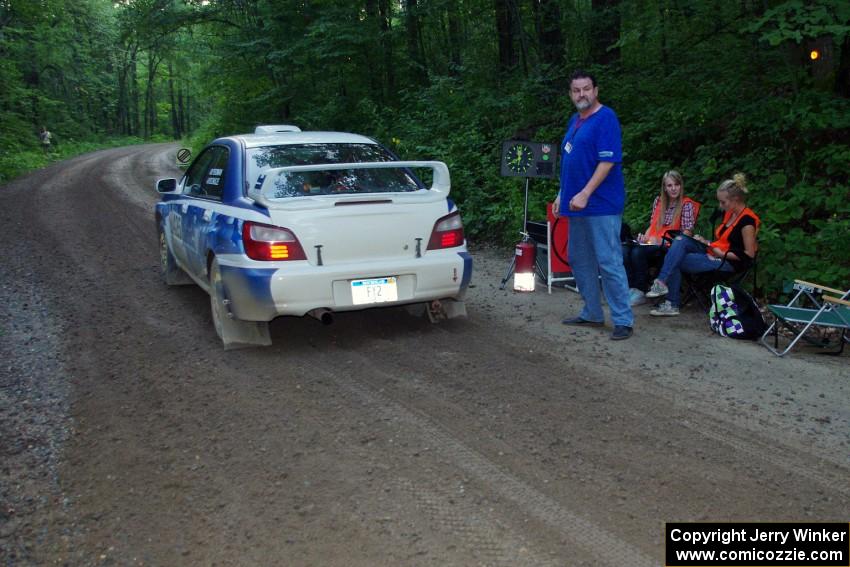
[254,124,302,134]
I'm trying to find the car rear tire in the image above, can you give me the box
[209,258,272,349]
[159,228,192,286]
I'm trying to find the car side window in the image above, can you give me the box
[183,149,216,197]
[183,146,228,200]
[200,147,229,200]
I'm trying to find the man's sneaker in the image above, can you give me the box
[650,300,680,317]
[610,325,633,340]
[645,279,669,298]
[628,288,646,306]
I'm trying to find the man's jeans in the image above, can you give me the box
[658,236,733,307]
[568,215,633,327]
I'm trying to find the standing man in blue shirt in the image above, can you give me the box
[553,70,633,340]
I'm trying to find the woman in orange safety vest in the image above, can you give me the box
[624,170,700,306]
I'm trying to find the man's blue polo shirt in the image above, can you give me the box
[558,105,625,216]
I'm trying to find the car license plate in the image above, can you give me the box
[351,277,398,305]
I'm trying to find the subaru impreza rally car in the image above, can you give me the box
[155,125,471,349]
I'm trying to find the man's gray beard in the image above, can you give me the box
[574,99,591,111]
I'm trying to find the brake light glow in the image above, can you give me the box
[242,221,307,261]
[427,211,465,250]
[441,232,460,247]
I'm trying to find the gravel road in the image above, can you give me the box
[1,144,848,566]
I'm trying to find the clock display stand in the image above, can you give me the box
[498,141,558,290]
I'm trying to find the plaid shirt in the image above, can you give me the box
[652,197,696,232]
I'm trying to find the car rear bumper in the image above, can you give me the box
[218,251,472,321]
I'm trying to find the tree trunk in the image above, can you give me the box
[837,34,850,98]
[508,0,529,76]
[379,0,394,98]
[447,2,463,74]
[168,61,181,139]
[404,0,426,79]
[806,36,835,92]
[658,1,669,76]
[178,84,186,135]
[533,0,562,67]
[117,63,128,135]
[366,0,383,100]
[143,53,161,139]
[495,0,517,73]
[130,54,139,137]
[590,0,619,65]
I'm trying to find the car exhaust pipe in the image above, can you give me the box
[308,308,334,325]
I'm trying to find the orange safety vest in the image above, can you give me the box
[710,207,760,254]
[645,196,700,243]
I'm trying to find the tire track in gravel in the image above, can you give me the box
[310,314,850,549]
[555,344,850,479]
[440,316,850,500]
[439,319,850,502]
[521,325,850,498]
[388,477,560,567]
[676,419,850,499]
[309,361,655,567]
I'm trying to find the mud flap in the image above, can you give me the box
[218,316,272,350]
[210,258,272,349]
[426,299,467,323]
[159,230,193,286]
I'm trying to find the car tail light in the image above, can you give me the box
[427,211,465,250]
[242,221,307,261]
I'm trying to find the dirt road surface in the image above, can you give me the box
[1,144,848,566]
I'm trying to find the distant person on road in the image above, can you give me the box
[646,173,759,316]
[624,170,699,306]
[553,70,633,340]
[38,126,52,153]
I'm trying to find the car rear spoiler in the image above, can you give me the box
[248,161,451,209]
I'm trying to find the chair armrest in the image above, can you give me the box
[794,279,845,296]
[824,295,850,308]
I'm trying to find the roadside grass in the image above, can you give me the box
[0,135,172,185]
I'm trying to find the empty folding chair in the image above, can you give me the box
[760,280,850,356]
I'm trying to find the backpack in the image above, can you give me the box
[709,284,767,340]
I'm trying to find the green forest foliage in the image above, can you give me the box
[2,0,848,296]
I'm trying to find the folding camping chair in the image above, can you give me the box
[625,200,704,298]
[759,280,850,357]
[678,206,756,311]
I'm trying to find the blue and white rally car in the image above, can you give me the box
[155,125,472,348]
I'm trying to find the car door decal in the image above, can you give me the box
[167,199,269,224]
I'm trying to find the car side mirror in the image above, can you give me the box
[156,178,178,193]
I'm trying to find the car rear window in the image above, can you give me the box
[247,143,423,198]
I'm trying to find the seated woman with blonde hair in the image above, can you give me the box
[624,170,698,306]
[645,173,759,316]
